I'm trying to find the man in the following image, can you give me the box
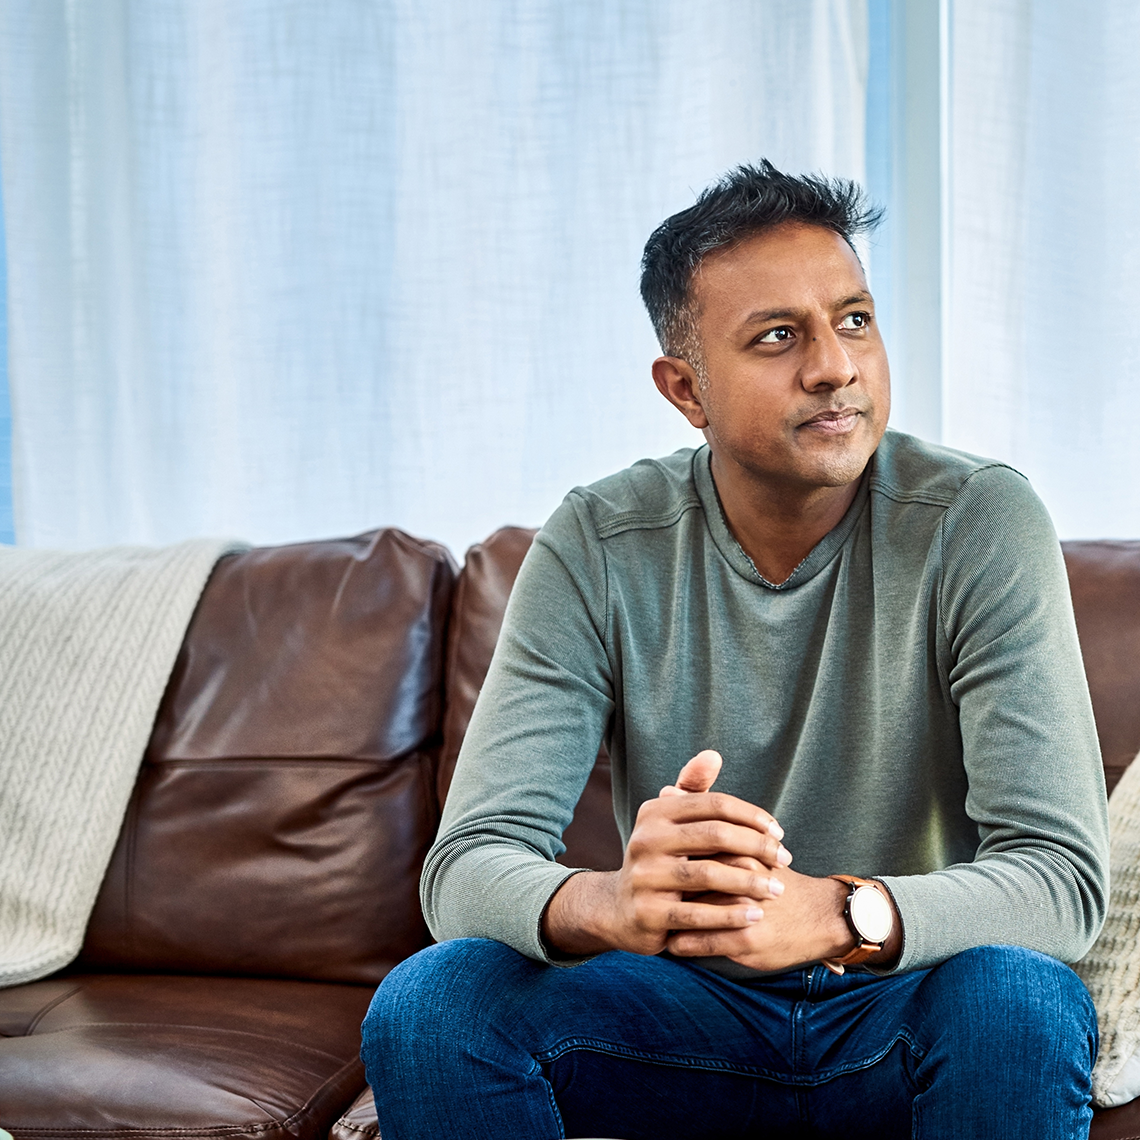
[361,162,1109,1138]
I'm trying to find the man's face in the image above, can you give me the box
[678,222,890,495]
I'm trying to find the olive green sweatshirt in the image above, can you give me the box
[422,430,1109,976]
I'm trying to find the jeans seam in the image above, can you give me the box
[896,1027,928,1097]
[535,1031,927,1088]
[532,1057,566,1138]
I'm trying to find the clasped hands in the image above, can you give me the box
[542,749,854,971]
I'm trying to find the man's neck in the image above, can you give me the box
[709,452,864,585]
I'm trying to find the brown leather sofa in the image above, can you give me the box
[1,528,1138,1140]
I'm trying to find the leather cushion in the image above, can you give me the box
[438,526,622,872]
[1091,1094,1140,1139]
[1063,541,1140,795]
[438,526,538,800]
[0,973,372,1139]
[329,1085,380,1140]
[81,529,455,983]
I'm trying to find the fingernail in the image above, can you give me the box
[777,845,793,866]
[769,877,785,896]
[746,907,764,922]
[768,820,784,840]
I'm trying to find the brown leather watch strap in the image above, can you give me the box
[822,875,885,976]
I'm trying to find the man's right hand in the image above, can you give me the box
[540,750,789,958]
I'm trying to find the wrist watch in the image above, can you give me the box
[822,875,893,976]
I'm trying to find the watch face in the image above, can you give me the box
[850,885,893,944]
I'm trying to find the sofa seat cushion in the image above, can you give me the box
[1091,1094,1140,1138]
[0,973,372,1140]
[329,1086,379,1140]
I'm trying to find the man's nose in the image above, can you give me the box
[799,329,856,391]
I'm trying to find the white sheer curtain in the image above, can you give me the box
[0,0,868,555]
[945,0,1140,539]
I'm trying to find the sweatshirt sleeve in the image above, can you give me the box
[879,464,1110,971]
[420,493,615,964]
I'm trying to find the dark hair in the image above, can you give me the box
[639,160,883,362]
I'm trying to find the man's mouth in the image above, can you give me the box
[799,407,862,436]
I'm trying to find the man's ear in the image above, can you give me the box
[651,356,709,430]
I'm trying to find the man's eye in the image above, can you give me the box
[758,327,794,344]
[839,312,870,330]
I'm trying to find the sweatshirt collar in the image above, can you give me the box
[693,444,872,590]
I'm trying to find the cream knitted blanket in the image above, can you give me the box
[1076,749,1140,1106]
[0,539,241,987]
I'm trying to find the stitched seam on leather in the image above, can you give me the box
[23,1021,345,1063]
[124,777,139,959]
[0,1127,299,1137]
[426,556,452,748]
[24,984,84,1034]
[443,554,469,706]
[146,758,401,768]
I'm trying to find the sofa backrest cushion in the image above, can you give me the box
[438,532,1139,873]
[1063,540,1140,795]
[80,528,454,984]
[438,526,536,800]
[438,526,623,871]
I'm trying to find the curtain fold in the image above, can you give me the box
[0,0,868,554]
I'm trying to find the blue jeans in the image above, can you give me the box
[361,939,1096,1139]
